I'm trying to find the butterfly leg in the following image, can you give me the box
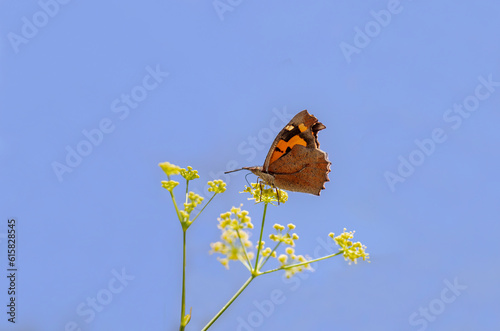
[275,187,280,205]
[259,180,263,203]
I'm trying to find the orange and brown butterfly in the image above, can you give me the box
[225,110,331,196]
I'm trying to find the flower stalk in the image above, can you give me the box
[160,162,369,330]
[159,162,226,331]
[205,183,369,329]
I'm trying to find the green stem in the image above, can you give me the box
[190,193,217,225]
[185,179,189,204]
[179,230,187,331]
[167,175,182,221]
[253,203,268,273]
[258,251,344,276]
[258,241,282,270]
[201,276,254,331]
[170,192,182,220]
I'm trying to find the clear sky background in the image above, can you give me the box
[1,1,499,330]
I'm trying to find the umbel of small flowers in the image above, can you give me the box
[329,229,369,264]
[159,162,226,229]
[243,182,288,204]
[203,183,369,331]
[159,162,226,331]
[210,212,314,278]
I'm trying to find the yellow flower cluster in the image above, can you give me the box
[159,162,227,197]
[161,180,179,192]
[279,247,313,279]
[159,162,181,177]
[329,229,370,264]
[262,223,311,278]
[184,192,204,214]
[159,162,226,228]
[269,223,299,246]
[208,180,227,194]
[180,166,200,181]
[243,183,288,204]
[258,241,277,258]
[210,206,255,269]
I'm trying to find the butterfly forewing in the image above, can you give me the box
[263,110,324,171]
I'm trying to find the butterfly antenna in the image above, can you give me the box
[224,168,247,174]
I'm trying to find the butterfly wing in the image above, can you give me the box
[267,145,331,195]
[263,110,326,171]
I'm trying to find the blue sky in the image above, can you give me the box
[1,1,500,330]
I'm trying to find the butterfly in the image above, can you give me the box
[225,110,331,196]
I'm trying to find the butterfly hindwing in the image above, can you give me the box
[268,145,330,195]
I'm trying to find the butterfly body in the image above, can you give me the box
[227,110,331,196]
